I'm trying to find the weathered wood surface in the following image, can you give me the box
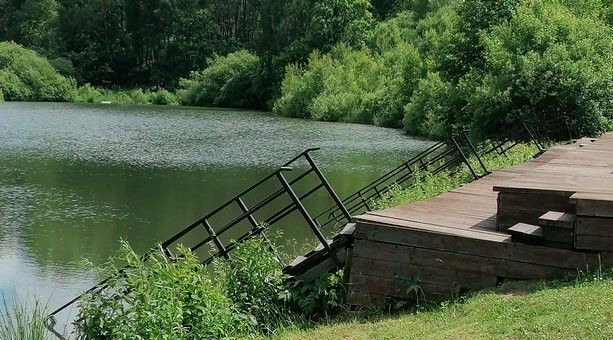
[576,217,613,236]
[571,193,613,218]
[346,133,613,308]
[539,211,575,229]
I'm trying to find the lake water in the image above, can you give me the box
[0,102,431,321]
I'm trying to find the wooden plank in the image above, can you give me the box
[542,226,573,244]
[351,239,576,280]
[498,192,573,211]
[538,211,575,229]
[346,290,387,309]
[356,214,508,242]
[508,223,543,237]
[351,257,497,290]
[366,208,496,233]
[576,217,613,236]
[575,235,613,251]
[298,249,347,282]
[349,274,456,301]
[571,193,613,218]
[354,222,600,269]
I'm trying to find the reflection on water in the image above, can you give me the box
[0,102,432,315]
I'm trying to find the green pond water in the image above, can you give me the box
[0,101,432,320]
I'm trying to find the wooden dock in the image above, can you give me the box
[346,133,613,308]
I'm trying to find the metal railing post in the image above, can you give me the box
[236,197,282,263]
[451,136,480,180]
[202,219,230,259]
[462,131,489,176]
[276,170,342,266]
[303,151,352,222]
[523,121,545,153]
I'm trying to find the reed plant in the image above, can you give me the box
[0,294,51,340]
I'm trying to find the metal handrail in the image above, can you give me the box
[46,147,351,337]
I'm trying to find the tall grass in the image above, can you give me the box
[0,295,51,340]
[372,143,538,209]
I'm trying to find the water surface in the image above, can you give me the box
[0,102,432,318]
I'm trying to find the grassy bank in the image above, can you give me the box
[271,270,613,339]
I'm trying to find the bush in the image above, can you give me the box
[403,72,455,138]
[0,42,76,101]
[216,237,289,333]
[72,85,177,105]
[178,50,263,108]
[49,57,75,78]
[275,43,425,127]
[77,236,351,338]
[150,89,178,105]
[76,243,247,339]
[458,0,613,137]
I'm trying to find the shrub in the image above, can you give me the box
[178,50,263,108]
[72,85,177,105]
[275,42,425,127]
[459,0,613,137]
[0,42,76,101]
[216,237,289,333]
[49,57,75,78]
[149,89,178,105]
[403,72,455,138]
[76,243,246,339]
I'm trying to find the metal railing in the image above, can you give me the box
[46,148,351,338]
[312,117,572,231]
[46,115,572,338]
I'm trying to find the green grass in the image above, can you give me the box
[372,143,539,210]
[0,295,52,340]
[271,271,613,339]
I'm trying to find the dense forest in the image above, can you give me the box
[0,0,611,138]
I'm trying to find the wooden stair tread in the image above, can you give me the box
[314,239,334,252]
[538,211,575,229]
[287,256,308,268]
[508,223,543,238]
[570,192,613,218]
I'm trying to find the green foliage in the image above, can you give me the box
[0,295,52,340]
[49,57,75,77]
[286,271,347,319]
[216,237,289,333]
[373,143,538,209]
[274,270,613,339]
[275,42,425,127]
[178,50,263,108]
[0,41,75,101]
[76,242,246,339]
[275,0,612,138]
[73,85,177,105]
[149,89,178,106]
[403,72,455,138]
[77,236,349,338]
[464,0,613,137]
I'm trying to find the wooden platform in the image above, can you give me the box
[346,133,613,308]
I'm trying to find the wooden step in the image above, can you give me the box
[508,223,543,240]
[570,193,613,218]
[314,239,334,252]
[287,256,307,268]
[538,211,575,229]
[339,223,356,236]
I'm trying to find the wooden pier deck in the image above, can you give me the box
[346,133,613,308]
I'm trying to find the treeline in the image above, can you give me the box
[274,0,613,138]
[1,0,611,138]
